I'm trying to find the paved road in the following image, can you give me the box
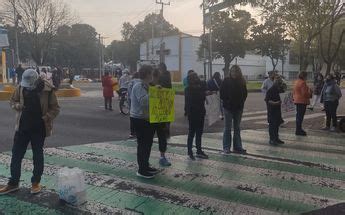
[0,83,343,152]
[0,129,344,214]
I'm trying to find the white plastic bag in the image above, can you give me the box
[57,167,87,206]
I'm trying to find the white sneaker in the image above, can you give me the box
[330,127,336,132]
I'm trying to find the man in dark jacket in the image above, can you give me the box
[15,64,25,85]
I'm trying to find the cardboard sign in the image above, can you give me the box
[282,92,295,112]
[149,87,175,123]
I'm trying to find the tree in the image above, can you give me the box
[316,0,345,75]
[106,13,179,69]
[251,16,288,71]
[3,0,73,65]
[199,10,256,75]
[51,24,100,70]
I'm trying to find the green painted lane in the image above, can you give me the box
[0,195,63,215]
[65,144,345,201]
[84,140,345,182]
[174,136,345,168]
[201,134,345,158]
[0,164,204,215]
[20,150,318,214]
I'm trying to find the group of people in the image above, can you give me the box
[13,64,63,89]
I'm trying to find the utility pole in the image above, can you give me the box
[202,0,207,79]
[99,34,102,80]
[13,0,21,65]
[156,0,170,64]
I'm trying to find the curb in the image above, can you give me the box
[3,85,15,93]
[0,91,12,101]
[56,88,81,97]
[175,89,262,95]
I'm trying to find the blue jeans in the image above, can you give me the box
[223,109,243,151]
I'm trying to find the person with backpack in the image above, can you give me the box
[0,69,60,195]
[320,74,342,131]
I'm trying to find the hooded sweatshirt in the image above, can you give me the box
[321,79,342,103]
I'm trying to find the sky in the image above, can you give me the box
[69,0,205,45]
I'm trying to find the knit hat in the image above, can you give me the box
[21,69,39,89]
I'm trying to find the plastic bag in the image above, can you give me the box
[57,167,87,206]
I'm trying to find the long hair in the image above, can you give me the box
[229,65,246,86]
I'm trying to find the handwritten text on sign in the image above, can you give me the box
[149,87,175,123]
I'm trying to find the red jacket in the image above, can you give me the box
[293,79,312,105]
[102,76,114,98]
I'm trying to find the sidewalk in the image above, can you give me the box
[0,129,344,214]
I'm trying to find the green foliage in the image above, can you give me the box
[106,13,179,70]
[199,10,256,74]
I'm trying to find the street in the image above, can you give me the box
[0,82,343,152]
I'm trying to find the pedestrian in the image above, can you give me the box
[293,71,313,136]
[52,67,62,89]
[334,71,341,86]
[128,72,140,139]
[185,72,210,160]
[261,71,276,96]
[308,73,324,111]
[158,63,172,139]
[102,72,115,111]
[265,75,286,146]
[320,74,342,131]
[15,64,25,85]
[0,69,60,195]
[131,65,158,179]
[149,69,172,166]
[220,65,248,154]
[183,70,194,117]
[207,72,224,119]
[119,69,131,95]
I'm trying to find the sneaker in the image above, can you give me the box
[188,154,196,161]
[269,140,279,146]
[159,157,172,167]
[330,127,337,132]
[233,149,247,154]
[0,184,19,195]
[307,107,314,111]
[147,167,160,174]
[276,139,285,144]
[128,134,135,139]
[196,151,209,159]
[136,171,155,179]
[321,127,330,131]
[31,183,42,194]
[222,148,231,155]
[295,131,307,136]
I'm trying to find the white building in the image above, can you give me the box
[140,34,310,82]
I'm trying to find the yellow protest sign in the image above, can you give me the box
[149,86,175,123]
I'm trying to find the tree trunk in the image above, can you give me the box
[223,56,232,78]
[325,62,332,76]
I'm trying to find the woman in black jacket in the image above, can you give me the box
[220,65,248,154]
[185,72,210,160]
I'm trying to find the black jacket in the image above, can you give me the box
[185,82,207,117]
[159,71,172,89]
[220,78,248,111]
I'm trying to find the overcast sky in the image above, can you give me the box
[69,0,204,44]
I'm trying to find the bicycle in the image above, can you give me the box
[119,89,130,115]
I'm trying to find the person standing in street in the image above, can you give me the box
[0,69,60,195]
[261,71,276,96]
[15,64,25,85]
[320,74,342,131]
[102,72,115,111]
[131,65,159,179]
[150,69,171,166]
[128,72,140,139]
[185,72,210,160]
[293,71,313,136]
[308,73,324,111]
[183,70,194,117]
[207,72,224,119]
[265,76,286,146]
[220,65,248,154]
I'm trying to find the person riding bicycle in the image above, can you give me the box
[119,69,131,98]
